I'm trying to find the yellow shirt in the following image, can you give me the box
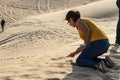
[77,18,108,42]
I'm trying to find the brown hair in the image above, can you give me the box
[65,10,80,22]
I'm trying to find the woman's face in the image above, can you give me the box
[67,18,76,27]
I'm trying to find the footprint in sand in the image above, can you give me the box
[51,57,66,60]
[103,72,120,80]
[112,65,120,70]
[111,55,120,59]
[46,78,60,80]
[2,76,12,80]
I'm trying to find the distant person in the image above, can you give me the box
[1,18,5,32]
[111,0,120,52]
[65,10,115,73]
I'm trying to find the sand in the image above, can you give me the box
[0,0,120,80]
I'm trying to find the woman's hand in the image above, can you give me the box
[67,44,86,57]
[67,52,76,57]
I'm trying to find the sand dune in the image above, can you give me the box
[78,0,118,18]
[0,0,120,80]
[0,0,99,25]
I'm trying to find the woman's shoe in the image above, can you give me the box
[104,56,115,68]
[95,61,108,73]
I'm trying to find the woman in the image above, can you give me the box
[65,10,115,73]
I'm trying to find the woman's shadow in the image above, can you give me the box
[62,62,104,80]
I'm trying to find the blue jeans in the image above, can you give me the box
[76,39,109,69]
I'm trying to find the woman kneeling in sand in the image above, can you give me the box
[66,10,115,73]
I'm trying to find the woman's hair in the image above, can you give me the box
[65,10,81,22]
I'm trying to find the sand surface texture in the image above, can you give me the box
[0,0,120,80]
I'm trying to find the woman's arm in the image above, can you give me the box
[76,19,90,44]
[67,44,86,57]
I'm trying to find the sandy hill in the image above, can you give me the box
[0,0,120,80]
[0,0,99,24]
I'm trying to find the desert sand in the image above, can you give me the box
[0,0,120,80]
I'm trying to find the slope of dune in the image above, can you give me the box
[0,0,101,57]
[0,0,120,80]
[0,0,100,25]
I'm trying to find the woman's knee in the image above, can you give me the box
[76,57,80,64]
[76,57,84,66]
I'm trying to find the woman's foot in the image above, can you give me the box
[95,61,108,73]
[104,56,115,68]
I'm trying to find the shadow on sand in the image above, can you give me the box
[62,62,104,80]
[62,62,120,80]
